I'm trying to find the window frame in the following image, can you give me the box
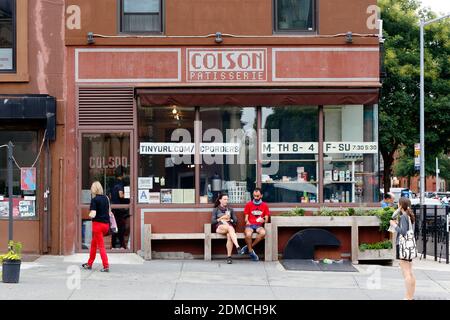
[273,0,317,34]
[0,0,16,73]
[119,0,164,34]
[0,0,28,82]
[136,104,379,205]
[0,129,41,221]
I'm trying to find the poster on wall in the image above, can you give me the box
[21,167,36,191]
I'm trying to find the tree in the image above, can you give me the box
[379,0,450,193]
[394,148,450,189]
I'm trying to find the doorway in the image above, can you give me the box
[79,131,134,252]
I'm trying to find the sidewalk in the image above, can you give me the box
[1,254,450,300]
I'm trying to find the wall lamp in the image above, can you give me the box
[346,31,353,44]
[87,32,95,45]
[215,32,223,44]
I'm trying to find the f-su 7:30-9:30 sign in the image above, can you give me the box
[324,142,378,154]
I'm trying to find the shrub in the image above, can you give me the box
[359,240,393,252]
[316,207,349,216]
[282,207,305,216]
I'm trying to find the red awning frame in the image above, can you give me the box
[136,88,380,107]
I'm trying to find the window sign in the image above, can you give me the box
[262,142,318,154]
[324,142,378,154]
[0,49,13,70]
[138,189,150,203]
[21,167,36,191]
[138,177,153,189]
[140,143,241,155]
[19,200,35,218]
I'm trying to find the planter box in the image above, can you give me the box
[271,216,380,227]
[358,249,395,260]
[269,216,383,263]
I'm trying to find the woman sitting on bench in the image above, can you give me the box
[211,193,241,264]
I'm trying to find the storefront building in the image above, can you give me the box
[0,0,64,254]
[64,0,382,257]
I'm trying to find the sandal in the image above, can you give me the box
[81,263,92,270]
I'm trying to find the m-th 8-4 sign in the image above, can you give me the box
[324,142,378,154]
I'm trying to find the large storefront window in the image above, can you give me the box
[323,105,378,203]
[0,131,38,219]
[136,99,379,205]
[199,107,257,204]
[261,106,319,203]
[138,105,195,204]
[0,0,15,72]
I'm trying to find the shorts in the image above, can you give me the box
[245,224,263,232]
[396,245,413,262]
[215,222,233,233]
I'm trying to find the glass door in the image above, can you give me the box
[79,131,133,252]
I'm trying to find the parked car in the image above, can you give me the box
[410,197,443,206]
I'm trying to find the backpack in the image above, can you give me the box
[398,216,417,260]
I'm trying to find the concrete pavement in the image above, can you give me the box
[1,254,450,300]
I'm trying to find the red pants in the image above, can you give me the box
[88,221,109,268]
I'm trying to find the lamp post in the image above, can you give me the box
[419,13,450,205]
[7,141,14,242]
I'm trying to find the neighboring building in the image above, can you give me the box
[62,0,383,257]
[0,0,64,254]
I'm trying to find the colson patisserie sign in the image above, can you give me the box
[187,48,267,82]
[75,47,379,84]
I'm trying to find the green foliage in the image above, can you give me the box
[0,241,22,262]
[359,240,393,252]
[367,207,395,232]
[315,207,349,216]
[395,150,450,181]
[282,207,306,216]
[378,0,450,191]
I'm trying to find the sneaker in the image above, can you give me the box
[236,246,241,255]
[249,250,259,261]
[100,267,109,272]
[239,245,249,255]
[226,257,232,264]
[81,263,92,270]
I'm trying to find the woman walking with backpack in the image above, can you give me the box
[390,197,416,300]
[82,181,110,272]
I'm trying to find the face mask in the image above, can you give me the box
[253,198,262,205]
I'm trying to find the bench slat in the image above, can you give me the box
[210,233,257,239]
[152,233,205,240]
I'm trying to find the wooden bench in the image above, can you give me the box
[143,224,207,260]
[144,223,272,261]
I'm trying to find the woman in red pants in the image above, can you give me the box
[82,181,110,272]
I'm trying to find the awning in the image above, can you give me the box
[137,88,379,107]
[0,95,56,140]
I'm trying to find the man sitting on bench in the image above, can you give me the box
[240,188,270,261]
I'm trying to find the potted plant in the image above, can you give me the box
[1,241,22,283]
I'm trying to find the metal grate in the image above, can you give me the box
[78,87,134,127]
